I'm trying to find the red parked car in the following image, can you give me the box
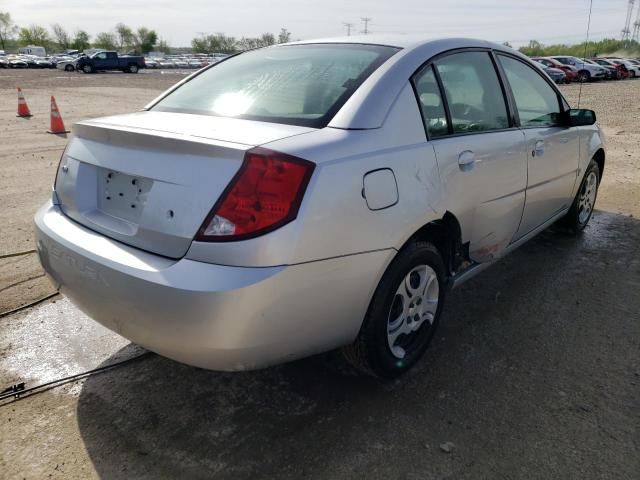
[531,57,578,83]
[591,58,629,79]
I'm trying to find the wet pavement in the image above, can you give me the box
[1,212,639,479]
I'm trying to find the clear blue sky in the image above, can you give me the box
[4,0,634,47]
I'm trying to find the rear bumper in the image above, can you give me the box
[34,201,392,370]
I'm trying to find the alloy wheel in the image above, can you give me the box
[387,265,439,359]
[578,171,598,224]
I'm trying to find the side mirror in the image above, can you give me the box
[564,109,596,127]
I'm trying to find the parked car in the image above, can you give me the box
[35,37,604,379]
[7,56,28,68]
[531,57,577,82]
[0,56,8,68]
[591,57,629,79]
[144,58,159,69]
[607,59,640,78]
[157,59,175,69]
[538,64,566,83]
[622,59,640,77]
[549,56,607,82]
[56,57,79,72]
[77,51,146,73]
[580,58,618,80]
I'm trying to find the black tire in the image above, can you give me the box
[631,70,637,79]
[82,64,93,74]
[561,159,600,233]
[65,64,74,72]
[128,64,139,73]
[577,70,591,83]
[342,241,447,379]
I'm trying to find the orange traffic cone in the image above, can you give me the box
[47,96,69,134]
[16,87,32,117]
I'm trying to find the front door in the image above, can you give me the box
[497,54,580,238]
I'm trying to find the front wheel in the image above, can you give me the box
[342,241,447,379]
[82,64,93,74]
[631,70,637,78]
[65,64,74,72]
[561,160,600,233]
[577,70,591,83]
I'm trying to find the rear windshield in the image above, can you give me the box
[151,44,400,128]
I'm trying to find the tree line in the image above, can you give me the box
[518,38,640,57]
[0,11,292,55]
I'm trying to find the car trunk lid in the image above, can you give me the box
[55,111,315,258]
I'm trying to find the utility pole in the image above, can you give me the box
[622,0,635,43]
[361,17,372,35]
[633,1,640,42]
[343,22,354,36]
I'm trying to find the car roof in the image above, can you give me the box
[287,34,503,51]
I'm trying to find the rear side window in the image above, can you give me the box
[434,52,509,134]
[498,55,561,127]
[413,65,449,138]
[152,44,399,128]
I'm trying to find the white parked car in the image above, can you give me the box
[607,58,640,78]
[35,37,604,378]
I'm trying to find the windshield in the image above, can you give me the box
[152,43,400,128]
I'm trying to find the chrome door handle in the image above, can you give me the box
[532,140,545,157]
[458,150,476,171]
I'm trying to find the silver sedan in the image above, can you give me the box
[35,36,604,378]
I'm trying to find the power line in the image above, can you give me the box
[361,17,372,35]
[343,22,354,36]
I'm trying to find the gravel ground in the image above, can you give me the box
[0,69,638,479]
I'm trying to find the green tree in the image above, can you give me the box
[518,38,640,58]
[51,23,71,50]
[94,32,117,50]
[135,27,158,54]
[115,22,134,51]
[0,11,18,50]
[157,38,170,54]
[72,30,91,51]
[191,33,237,54]
[278,28,291,44]
[18,25,50,48]
[258,33,275,47]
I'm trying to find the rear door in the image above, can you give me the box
[497,54,579,238]
[414,51,528,263]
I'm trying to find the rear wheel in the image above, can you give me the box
[128,64,139,73]
[631,70,637,78]
[561,160,600,233]
[342,241,447,379]
[82,64,93,74]
[65,64,74,72]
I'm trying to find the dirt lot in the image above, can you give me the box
[0,69,638,479]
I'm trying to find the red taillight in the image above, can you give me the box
[195,147,315,241]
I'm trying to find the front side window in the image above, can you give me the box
[152,44,400,128]
[413,65,449,138]
[498,55,561,128]
[434,52,509,134]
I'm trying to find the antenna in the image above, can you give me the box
[361,17,372,35]
[622,0,635,42]
[578,0,594,109]
[343,22,354,36]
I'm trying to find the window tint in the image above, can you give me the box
[498,55,561,127]
[413,65,449,138]
[152,44,399,128]
[435,52,508,134]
